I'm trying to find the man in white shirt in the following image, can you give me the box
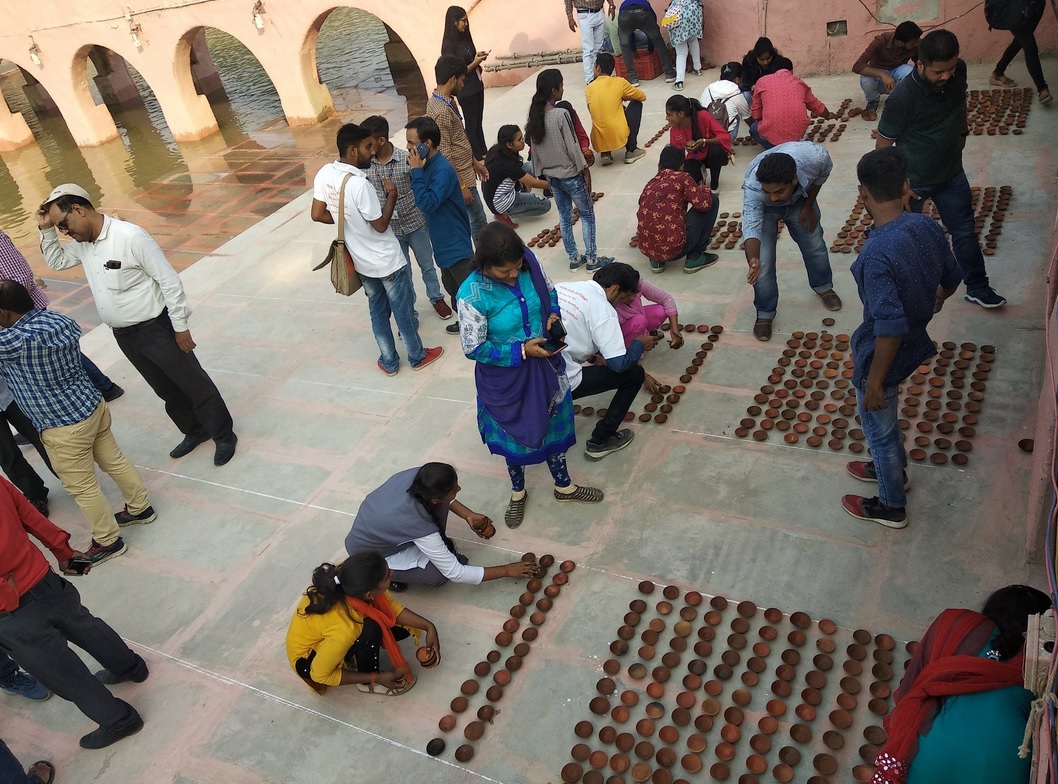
[37,184,238,466]
[311,123,442,376]
[556,263,653,461]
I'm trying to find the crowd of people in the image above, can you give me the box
[0,3,1054,781]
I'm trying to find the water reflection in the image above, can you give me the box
[0,7,424,246]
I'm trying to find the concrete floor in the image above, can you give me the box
[2,59,1056,783]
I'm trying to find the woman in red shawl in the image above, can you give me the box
[874,584,1051,783]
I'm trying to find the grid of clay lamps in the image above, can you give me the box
[966,88,1033,136]
[734,97,859,148]
[573,324,724,427]
[833,185,1013,256]
[525,193,605,249]
[565,589,911,784]
[431,554,573,763]
[630,214,784,254]
[734,328,992,463]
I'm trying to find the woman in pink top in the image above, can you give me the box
[614,276,683,349]
[665,95,732,189]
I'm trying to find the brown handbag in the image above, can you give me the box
[312,172,362,296]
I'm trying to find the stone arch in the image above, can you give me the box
[300,6,429,126]
[0,59,45,150]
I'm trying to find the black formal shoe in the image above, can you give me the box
[388,581,409,593]
[79,708,144,749]
[95,655,149,685]
[102,384,125,402]
[214,434,238,466]
[169,433,209,459]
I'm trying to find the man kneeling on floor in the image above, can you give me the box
[556,263,652,461]
[636,145,719,274]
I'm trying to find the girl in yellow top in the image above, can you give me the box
[285,551,440,696]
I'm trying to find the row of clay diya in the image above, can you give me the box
[525,193,605,248]
[643,123,671,149]
[966,87,1033,135]
[429,555,575,762]
[572,588,908,783]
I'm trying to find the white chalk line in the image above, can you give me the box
[127,641,512,784]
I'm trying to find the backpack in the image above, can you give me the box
[985,0,1044,30]
[704,87,730,131]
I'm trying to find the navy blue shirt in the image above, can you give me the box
[851,212,962,389]
[409,152,473,269]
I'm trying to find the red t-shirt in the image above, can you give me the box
[669,110,733,159]
[0,477,74,611]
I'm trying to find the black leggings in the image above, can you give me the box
[683,145,728,190]
[343,618,411,673]
[459,89,488,160]
[995,27,1049,92]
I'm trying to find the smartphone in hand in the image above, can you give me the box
[67,557,92,576]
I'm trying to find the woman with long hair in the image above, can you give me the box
[483,124,552,227]
[344,462,540,590]
[740,36,781,97]
[285,552,439,696]
[526,69,612,273]
[665,94,732,189]
[873,584,1052,783]
[441,6,489,158]
[456,221,604,529]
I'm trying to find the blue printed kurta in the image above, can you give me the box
[457,266,575,464]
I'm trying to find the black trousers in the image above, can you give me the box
[617,7,674,80]
[459,90,488,160]
[0,572,143,728]
[0,401,53,503]
[995,26,1049,91]
[624,101,643,152]
[440,258,476,310]
[683,197,720,259]
[343,618,411,673]
[684,145,728,189]
[112,310,234,441]
[572,363,645,444]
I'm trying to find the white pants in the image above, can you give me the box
[578,10,607,84]
[673,38,702,82]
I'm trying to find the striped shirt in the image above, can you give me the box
[0,309,101,431]
[426,93,478,189]
[565,0,607,12]
[0,231,48,310]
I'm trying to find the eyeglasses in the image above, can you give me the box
[55,210,72,234]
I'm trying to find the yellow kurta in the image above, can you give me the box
[285,592,405,689]
[585,75,647,153]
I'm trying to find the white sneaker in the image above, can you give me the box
[673,81,685,91]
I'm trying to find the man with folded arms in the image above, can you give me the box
[0,473,147,749]
[37,184,237,465]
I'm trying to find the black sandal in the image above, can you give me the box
[505,492,527,529]
[554,485,604,503]
[28,761,55,784]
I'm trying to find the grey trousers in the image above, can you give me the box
[0,572,142,728]
[390,561,449,587]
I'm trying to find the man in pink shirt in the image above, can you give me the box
[750,58,832,149]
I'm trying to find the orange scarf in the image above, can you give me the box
[347,594,411,681]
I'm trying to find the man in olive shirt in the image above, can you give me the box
[876,29,1006,309]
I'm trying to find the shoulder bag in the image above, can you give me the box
[312,172,362,296]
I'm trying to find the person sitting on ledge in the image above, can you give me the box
[285,551,439,696]
[344,463,540,591]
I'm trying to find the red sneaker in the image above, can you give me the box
[412,346,444,371]
[432,299,453,320]
[377,361,398,377]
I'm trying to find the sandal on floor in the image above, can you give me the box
[1040,89,1053,105]
[554,485,604,503]
[505,492,527,529]
[28,762,55,784]
[357,677,415,696]
[989,73,1017,87]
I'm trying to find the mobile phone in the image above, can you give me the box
[67,557,92,575]
[415,141,430,160]
[548,320,567,341]
[105,260,122,269]
[541,338,567,353]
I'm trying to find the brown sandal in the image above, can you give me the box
[28,761,55,784]
[357,676,415,696]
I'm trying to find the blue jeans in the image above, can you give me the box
[730,115,742,140]
[466,186,488,245]
[908,170,988,293]
[359,265,425,373]
[508,191,552,217]
[80,352,115,393]
[753,197,834,319]
[855,385,907,509]
[397,225,443,303]
[749,121,775,150]
[860,64,914,106]
[550,174,597,262]
[0,739,31,784]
